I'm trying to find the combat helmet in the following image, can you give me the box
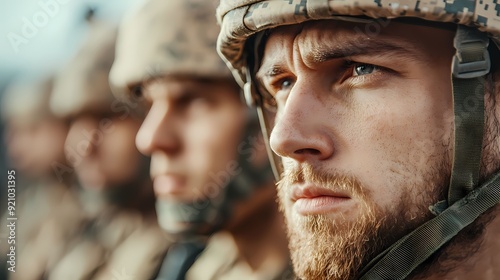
[216,0,500,279]
[110,0,232,96]
[50,18,117,118]
[110,0,273,237]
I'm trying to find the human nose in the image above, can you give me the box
[136,103,180,156]
[269,79,334,163]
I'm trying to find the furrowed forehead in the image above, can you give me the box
[257,19,446,78]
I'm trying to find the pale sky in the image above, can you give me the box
[0,0,142,84]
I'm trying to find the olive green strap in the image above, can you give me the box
[448,26,490,205]
[359,172,500,280]
[447,77,484,203]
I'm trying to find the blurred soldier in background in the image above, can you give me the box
[0,75,76,276]
[7,16,168,280]
[110,0,292,279]
[2,76,69,186]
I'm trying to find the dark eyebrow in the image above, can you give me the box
[258,66,287,79]
[255,64,289,91]
[306,38,422,64]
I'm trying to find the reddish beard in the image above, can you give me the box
[277,165,443,280]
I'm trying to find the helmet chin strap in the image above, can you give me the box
[245,31,284,181]
[448,25,489,205]
[358,25,500,279]
[359,173,500,279]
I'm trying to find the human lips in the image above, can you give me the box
[153,174,187,197]
[291,185,351,215]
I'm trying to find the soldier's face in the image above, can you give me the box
[65,113,146,190]
[256,20,456,279]
[136,78,246,203]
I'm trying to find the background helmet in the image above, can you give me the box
[110,0,273,238]
[110,0,232,98]
[50,19,117,118]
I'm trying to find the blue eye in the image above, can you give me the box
[280,79,293,90]
[354,64,376,76]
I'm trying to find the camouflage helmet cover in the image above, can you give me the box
[109,0,232,98]
[216,0,500,86]
[50,20,117,118]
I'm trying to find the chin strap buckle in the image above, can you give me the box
[452,26,490,79]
